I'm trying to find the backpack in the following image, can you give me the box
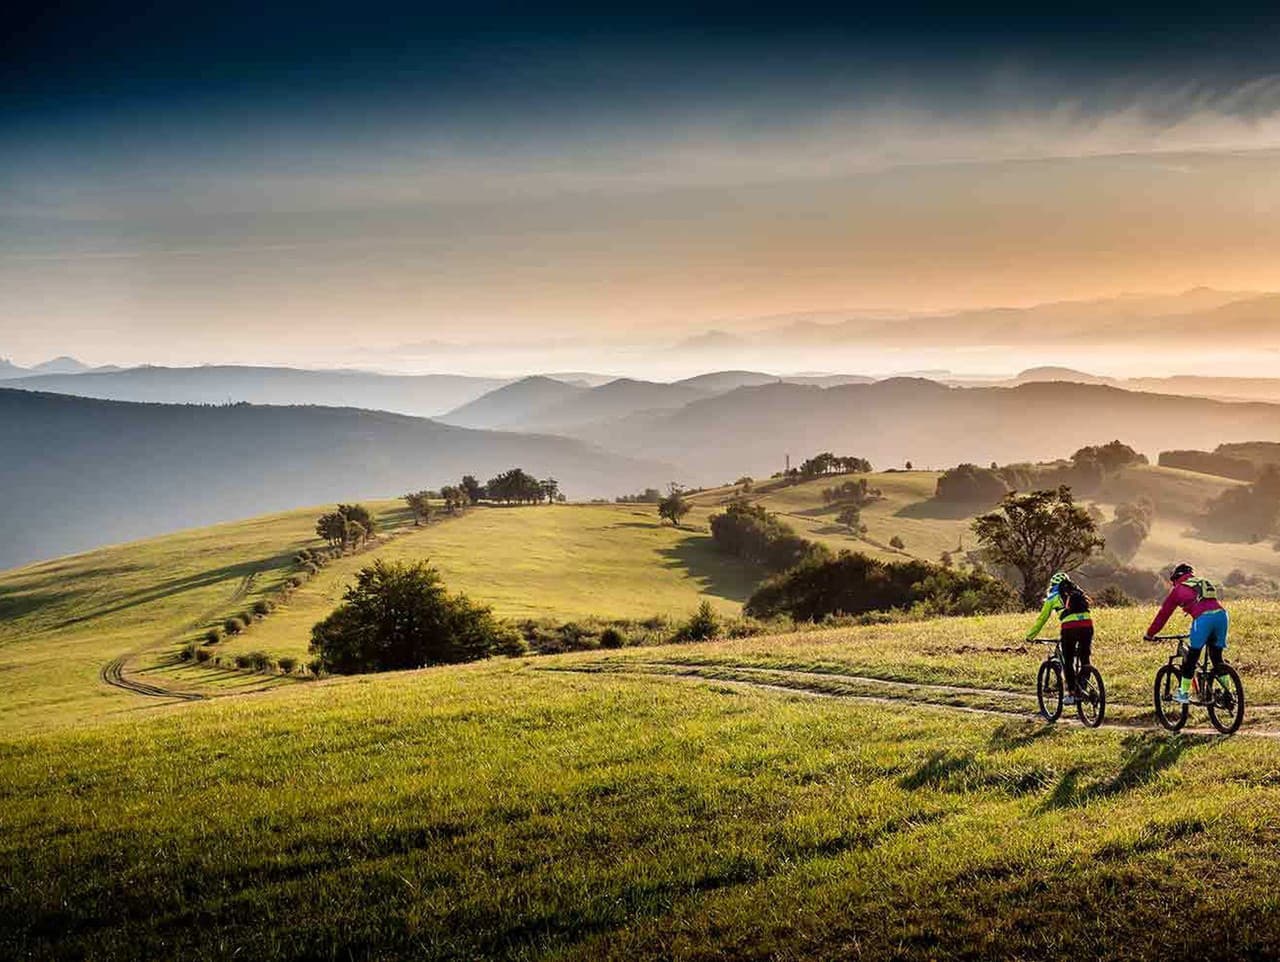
[1184,576,1220,602]
[1062,583,1090,615]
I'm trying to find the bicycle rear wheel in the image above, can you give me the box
[1153,665,1188,732]
[1207,665,1245,735]
[1037,661,1063,722]
[1075,666,1106,729]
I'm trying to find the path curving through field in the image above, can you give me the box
[99,572,258,702]
[543,659,1280,738]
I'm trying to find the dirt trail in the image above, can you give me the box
[544,660,1279,739]
[99,572,258,702]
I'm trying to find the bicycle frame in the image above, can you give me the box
[1153,634,1227,708]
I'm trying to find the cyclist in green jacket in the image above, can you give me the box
[1026,571,1094,705]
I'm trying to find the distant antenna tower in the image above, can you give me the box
[785,453,790,474]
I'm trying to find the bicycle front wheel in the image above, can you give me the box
[1037,661,1063,722]
[1207,665,1245,735]
[1076,666,1106,729]
[1154,665,1188,732]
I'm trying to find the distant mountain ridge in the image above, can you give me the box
[3,365,509,418]
[0,389,668,570]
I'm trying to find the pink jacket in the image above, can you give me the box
[1147,578,1223,637]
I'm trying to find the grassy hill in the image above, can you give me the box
[688,465,1280,584]
[0,502,752,731]
[0,389,668,569]
[8,596,1280,958]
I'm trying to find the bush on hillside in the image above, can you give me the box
[309,560,510,674]
[599,626,625,649]
[935,464,1009,503]
[223,617,245,635]
[252,599,273,617]
[709,500,831,572]
[889,535,906,550]
[195,647,213,663]
[179,642,198,661]
[246,651,273,671]
[1095,585,1136,607]
[234,654,252,669]
[277,656,297,673]
[675,601,721,642]
[203,628,221,645]
[745,551,1013,621]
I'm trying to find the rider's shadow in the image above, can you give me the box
[1039,732,1214,811]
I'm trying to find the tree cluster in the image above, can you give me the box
[616,488,663,504]
[935,464,1010,503]
[821,478,882,507]
[1159,449,1259,482]
[709,500,831,573]
[315,503,376,550]
[791,452,872,479]
[403,490,433,525]
[1201,466,1280,542]
[486,468,560,504]
[744,550,1012,620]
[1102,497,1155,562]
[309,560,517,674]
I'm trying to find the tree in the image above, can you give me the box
[889,535,905,550]
[539,478,560,503]
[460,475,485,503]
[836,506,862,532]
[337,503,376,539]
[315,511,347,548]
[658,485,691,527]
[972,486,1105,608]
[487,468,542,504]
[403,490,433,526]
[935,464,1010,503]
[308,560,512,673]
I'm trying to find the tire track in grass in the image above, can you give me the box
[99,572,258,702]
[543,660,1280,738]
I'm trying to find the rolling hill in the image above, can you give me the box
[567,379,1280,482]
[2,364,507,417]
[0,389,668,570]
[496,377,712,432]
[440,375,589,429]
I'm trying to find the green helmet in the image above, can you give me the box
[1048,571,1068,590]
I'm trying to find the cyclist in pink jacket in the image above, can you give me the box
[1144,562,1229,704]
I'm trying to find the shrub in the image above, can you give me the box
[709,500,830,572]
[223,617,245,635]
[234,654,252,669]
[287,576,304,589]
[675,601,720,642]
[935,464,1010,503]
[295,548,314,563]
[179,642,198,661]
[745,550,1013,620]
[599,626,625,649]
[889,535,905,550]
[247,651,273,672]
[1095,585,1135,607]
[203,628,221,645]
[303,562,320,576]
[309,560,511,674]
[277,656,298,674]
[195,647,213,663]
[306,657,326,677]
[239,610,256,625]
[252,599,273,617]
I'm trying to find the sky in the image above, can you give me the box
[6,3,1280,373]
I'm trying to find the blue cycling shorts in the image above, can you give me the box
[1189,608,1229,650]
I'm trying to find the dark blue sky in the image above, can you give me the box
[9,3,1280,127]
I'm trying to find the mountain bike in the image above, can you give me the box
[1035,638,1106,728]
[1151,634,1245,735]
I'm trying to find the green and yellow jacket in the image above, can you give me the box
[1025,588,1093,642]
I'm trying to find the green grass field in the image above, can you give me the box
[7,608,1280,959]
[10,479,1280,958]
